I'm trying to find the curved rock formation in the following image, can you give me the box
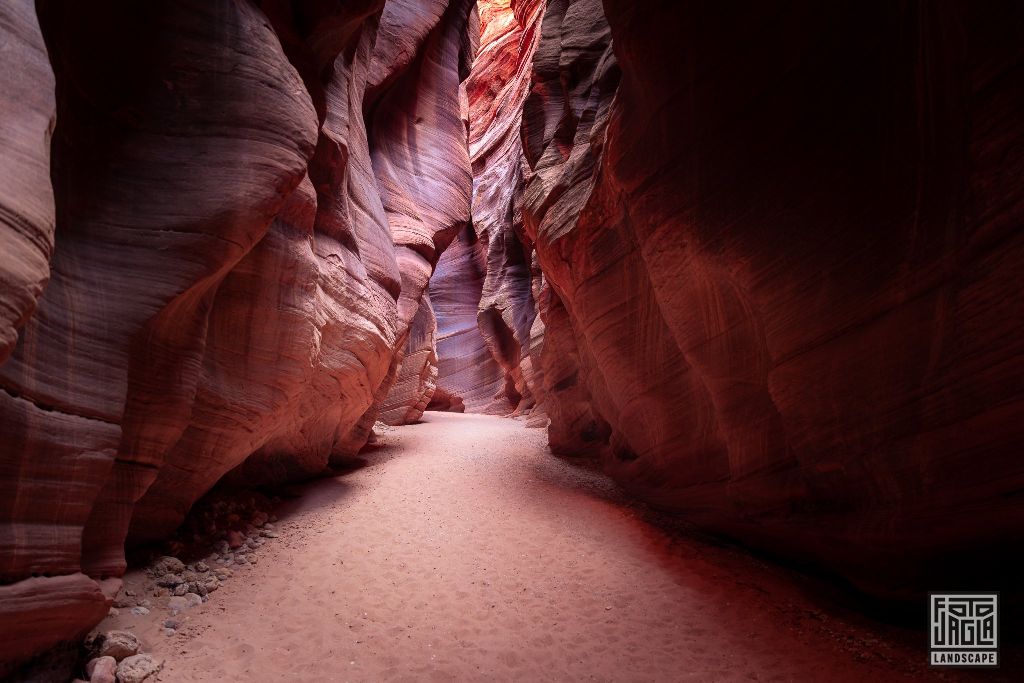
[428,0,543,415]
[379,292,439,425]
[0,0,55,364]
[0,0,477,672]
[517,0,1024,597]
[1,0,1022,672]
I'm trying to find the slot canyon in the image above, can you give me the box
[1,0,1022,680]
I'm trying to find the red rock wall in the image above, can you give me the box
[428,0,544,415]
[0,0,55,366]
[519,0,1024,597]
[0,0,476,671]
[379,292,439,425]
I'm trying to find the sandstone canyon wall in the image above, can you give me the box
[426,0,544,416]
[1,0,1023,673]
[432,0,1024,599]
[0,0,476,672]
[513,0,1024,598]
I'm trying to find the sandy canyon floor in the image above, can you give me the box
[98,412,950,682]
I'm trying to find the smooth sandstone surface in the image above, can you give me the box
[517,0,1024,596]
[0,0,55,364]
[0,0,476,672]
[429,0,543,415]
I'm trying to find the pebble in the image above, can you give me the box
[130,607,150,616]
[116,654,163,683]
[108,607,120,617]
[260,530,279,538]
[92,630,140,661]
[163,618,181,629]
[195,561,210,573]
[155,573,183,588]
[172,584,188,597]
[149,556,185,576]
[184,592,203,607]
[85,655,117,683]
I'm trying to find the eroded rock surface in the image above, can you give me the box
[0,0,477,672]
[516,0,1024,597]
[428,0,543,415]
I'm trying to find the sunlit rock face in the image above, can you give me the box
[0,0,476,671]
[428,0,544,415]
[520,0,1024,597]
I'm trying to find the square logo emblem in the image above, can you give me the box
[929,593,999,667]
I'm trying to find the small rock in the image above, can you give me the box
[235,555,249,566]
[162,628,176,637]
[86,655,117,683]
[263,522,274,530]
[259,530,279,538]
[172,584,188,596]
[214,568,233,581]
[163,618,181,629]
[112,594,133,608]
[92,630,140,661]
[155,573,183,588]
[108,607,120,617]
[149,556,185,576]
[248,555,259,566]
[195,561,210,573]
[138,599,152,609]
[184,592,203,608]
[246,538,258,549]
[116,654,163,683]
[214,540,230,554]
[227,530,244,549]
[130,607,150,616]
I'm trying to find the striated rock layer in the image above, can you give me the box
[516,0,1024,597]
[0,0,476,672]
[428,0,544,415]
[0,0,55,364]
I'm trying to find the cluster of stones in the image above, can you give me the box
[78,501,284,679]
[77,632,160,683]
[209,510,278,572]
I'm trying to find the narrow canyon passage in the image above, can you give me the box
[2,0,1022,677]
[100,414,926,682]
